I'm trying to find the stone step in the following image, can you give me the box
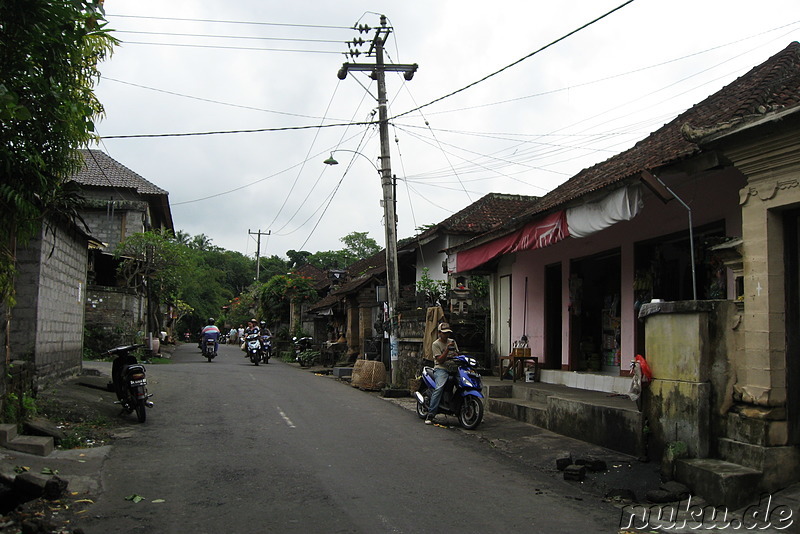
[5,435,54,457]
[0,423,55,456]
[487,397,548,428]
[717,437,800,492]
[675,458,762,509]
[0,423,18,445]
[484,382,644,456]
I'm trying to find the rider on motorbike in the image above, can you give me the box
[242,319,260,355]
[426,322,459,425]
[200,318,221,353]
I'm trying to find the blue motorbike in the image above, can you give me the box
[415,354,484,429]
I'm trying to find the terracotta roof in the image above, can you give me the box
[292,263,329,290]
[506,40,800,226]
[307,250,386,311]
[72,149,168,195]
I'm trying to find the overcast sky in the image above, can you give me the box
[93,0,800,259]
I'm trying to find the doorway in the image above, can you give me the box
[544,263,562,369]
[498,275,511,360]
[569,250,621,374]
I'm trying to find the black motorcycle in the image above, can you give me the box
[293,336,314,367]
[259,332,273,364]
[202,337,217,362]
[104,344,153,423]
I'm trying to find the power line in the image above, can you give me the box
[120,40,341,54]
[116,30,344,44]
[102,77,346,121]
[108,13,351,30]
[101,120,375,139]
[391,0,637,120]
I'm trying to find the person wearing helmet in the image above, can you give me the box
[200,317,221,353]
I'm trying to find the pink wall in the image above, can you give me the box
[507,169,745,369]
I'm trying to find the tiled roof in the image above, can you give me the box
[71,149,168,196]
[292,263,329,290]
[510,41,800,223]
[307,250,386,311]
[415,193,537,242]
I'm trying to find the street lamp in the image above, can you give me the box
[323,150,381,173]
[324,148,399,384]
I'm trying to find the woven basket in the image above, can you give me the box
[357,360,386,391]
[351,359,366,388]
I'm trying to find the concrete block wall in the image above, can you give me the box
[10,221,88,384]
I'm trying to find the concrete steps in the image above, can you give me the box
[675,458,762,509]
[0,423,54,457]
[483,380,644,457]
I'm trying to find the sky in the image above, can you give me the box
[92,0,800,259]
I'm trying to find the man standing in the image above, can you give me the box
[426,322,458,425]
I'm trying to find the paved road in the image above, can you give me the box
[76,342,622,533]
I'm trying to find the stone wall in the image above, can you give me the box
[639,300,740,461]
[8,221,88,384]
[396,314,427,386]
[85,285,145,349]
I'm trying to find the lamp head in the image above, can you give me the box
[323,155,339,166]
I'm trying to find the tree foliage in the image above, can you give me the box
[0,0,117,310]
[114,230,187,334]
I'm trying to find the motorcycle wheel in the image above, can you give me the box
[135,399,147,423]
[416,390,430,419]
[458,396,483,430]
[251,353,259,366]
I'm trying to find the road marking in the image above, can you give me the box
[277,406,296,428]
[248,373,256,381]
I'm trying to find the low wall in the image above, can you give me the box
[639,300,737,462]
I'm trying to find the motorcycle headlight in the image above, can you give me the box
[467,358,477,367]
[462,378,474,388]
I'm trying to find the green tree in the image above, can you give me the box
[0,0,117,358]
[115,230,187,336]
[258,273,318,330]
[341,231,380,258]
[286,249,311,268]
[257,254,290,284]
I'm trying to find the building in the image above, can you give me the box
[448,42,800,505]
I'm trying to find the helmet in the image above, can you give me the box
[260,321,266,327]
[208,317,215,324]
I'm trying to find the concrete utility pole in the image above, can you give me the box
[248,229,271,282]
[337,15,417,385]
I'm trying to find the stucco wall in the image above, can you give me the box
[507,168,745,369]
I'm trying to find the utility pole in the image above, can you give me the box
[337,15,417,385]
[248,229,271,282]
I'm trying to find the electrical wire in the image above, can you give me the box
[120,40,342,54]
[102,77,348,121]
[391,0,637,120]
[116,29,345,45]
[108,13,351,30]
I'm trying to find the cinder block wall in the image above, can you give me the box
[10,221,88,384]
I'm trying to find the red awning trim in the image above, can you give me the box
[451,211,569,273]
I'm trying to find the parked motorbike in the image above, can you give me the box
[259,332,273,364]
[415,354,484,429]
[202,337,217,362]
[218,333,228,345]
[293,336,314,367]
[104,344,153,423]
[245,333,262,366]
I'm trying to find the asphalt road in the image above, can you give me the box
[76,342,623,533]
